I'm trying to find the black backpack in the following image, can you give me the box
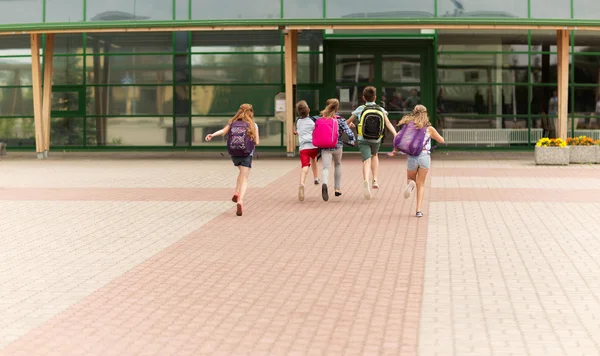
[358,104,385,140]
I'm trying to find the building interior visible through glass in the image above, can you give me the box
[0,0,599,147]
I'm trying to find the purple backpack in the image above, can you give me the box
[393,122,430,156]
[227,121,255,157]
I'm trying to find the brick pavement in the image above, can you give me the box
[0,152,599,355]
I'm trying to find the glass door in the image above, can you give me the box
[324,40,434,148]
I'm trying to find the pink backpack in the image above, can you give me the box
[312,117,339,149]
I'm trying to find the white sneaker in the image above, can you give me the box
[363,180,372,200]
[404,180,416,199]
[298,185,305,202]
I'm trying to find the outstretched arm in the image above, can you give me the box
[384,115,397,136]
[205,124,230,141]
[428,126,444,144]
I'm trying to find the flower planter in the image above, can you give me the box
[569,146,596,164]
[535,146,569,165]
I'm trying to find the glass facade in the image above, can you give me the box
[0,1,599,149]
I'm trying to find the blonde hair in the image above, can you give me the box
[229,103,257,141]
[320,98,339,118]
[399,104,430,129]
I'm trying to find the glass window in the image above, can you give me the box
[573,31,600,53]
[382,54,421,83]
[191,54,281,84]
[326,0,434,18]
[191,85,281,116]
[191,0,280,19]
[436,84,527,116]
[0,87,34,116]
[438,53,529,85]
[191,31,281,53]
[0,0,43,24]
[86,55,173,85]
[85,33,173,54]
[86,117,173,146]
[50,118,84,146]
[175,0,189,20]
[530,0,571,19]
[573,54,600,84]
[335,54,375,83]
[573,0,600,20]
[45,0,83,22]
[86,0,172,21]
[437,30,528,48]
[0,35,33,57]
[383,86,421,117]
[53,34,85,55]
[297,53,322,84]
[573,87,600,115]
[87,86,173,115]
[53,56,85,85]
[438,0,526,18]
[296,89,321,112]
[298,30,323,52]
[51,91,81,112]
[0,118,35,145]
[284,0,322,18]
[0,58,34,86]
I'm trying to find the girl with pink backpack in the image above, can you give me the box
[388,105,444,218]
[205,103,259,217]
[313,99,355,201]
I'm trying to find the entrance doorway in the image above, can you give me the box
[324,40,435,147]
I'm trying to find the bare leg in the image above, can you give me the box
[300,166,309,186]
[362,158,371,182]
[238,166,251,204]
[371,154,380,187]
[311,157,319,181]
[415,168,429,213]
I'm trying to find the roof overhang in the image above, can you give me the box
[1,18,600,35]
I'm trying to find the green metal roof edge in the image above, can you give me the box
[2,17,600,32]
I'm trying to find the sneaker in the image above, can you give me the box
[232,193,239,203]
[335,190,342,197]
[236,203,243,216]
[372,180,379,189]
[416,211,424,218]
[404,181,416,199]
[322,184,329,202]
[314,178,320,185]
[363,180,372,200]
[298,185,305,202]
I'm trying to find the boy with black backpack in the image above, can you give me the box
[346,86,397,200]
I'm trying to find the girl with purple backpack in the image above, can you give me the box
[389,105,444,218]
[205,103,259,217]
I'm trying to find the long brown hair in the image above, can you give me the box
[320,98,339,119]
[229,103,257,141]
[399,104,430,129]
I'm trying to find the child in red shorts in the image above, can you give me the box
[295,100,320,201]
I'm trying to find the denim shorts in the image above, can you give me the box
[407,152,431,171]
[231,155,252,168]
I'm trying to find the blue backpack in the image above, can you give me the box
[227,121,255,157]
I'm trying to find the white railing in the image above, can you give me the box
[442,129,543,146]
[569,130,600,140]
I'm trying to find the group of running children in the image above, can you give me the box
[205,86,445,218]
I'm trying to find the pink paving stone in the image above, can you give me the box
[0,158,428,356]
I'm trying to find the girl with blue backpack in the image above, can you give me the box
[205,103,259,217]
[388,105,444,218]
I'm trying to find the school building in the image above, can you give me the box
[1,0,600,157]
